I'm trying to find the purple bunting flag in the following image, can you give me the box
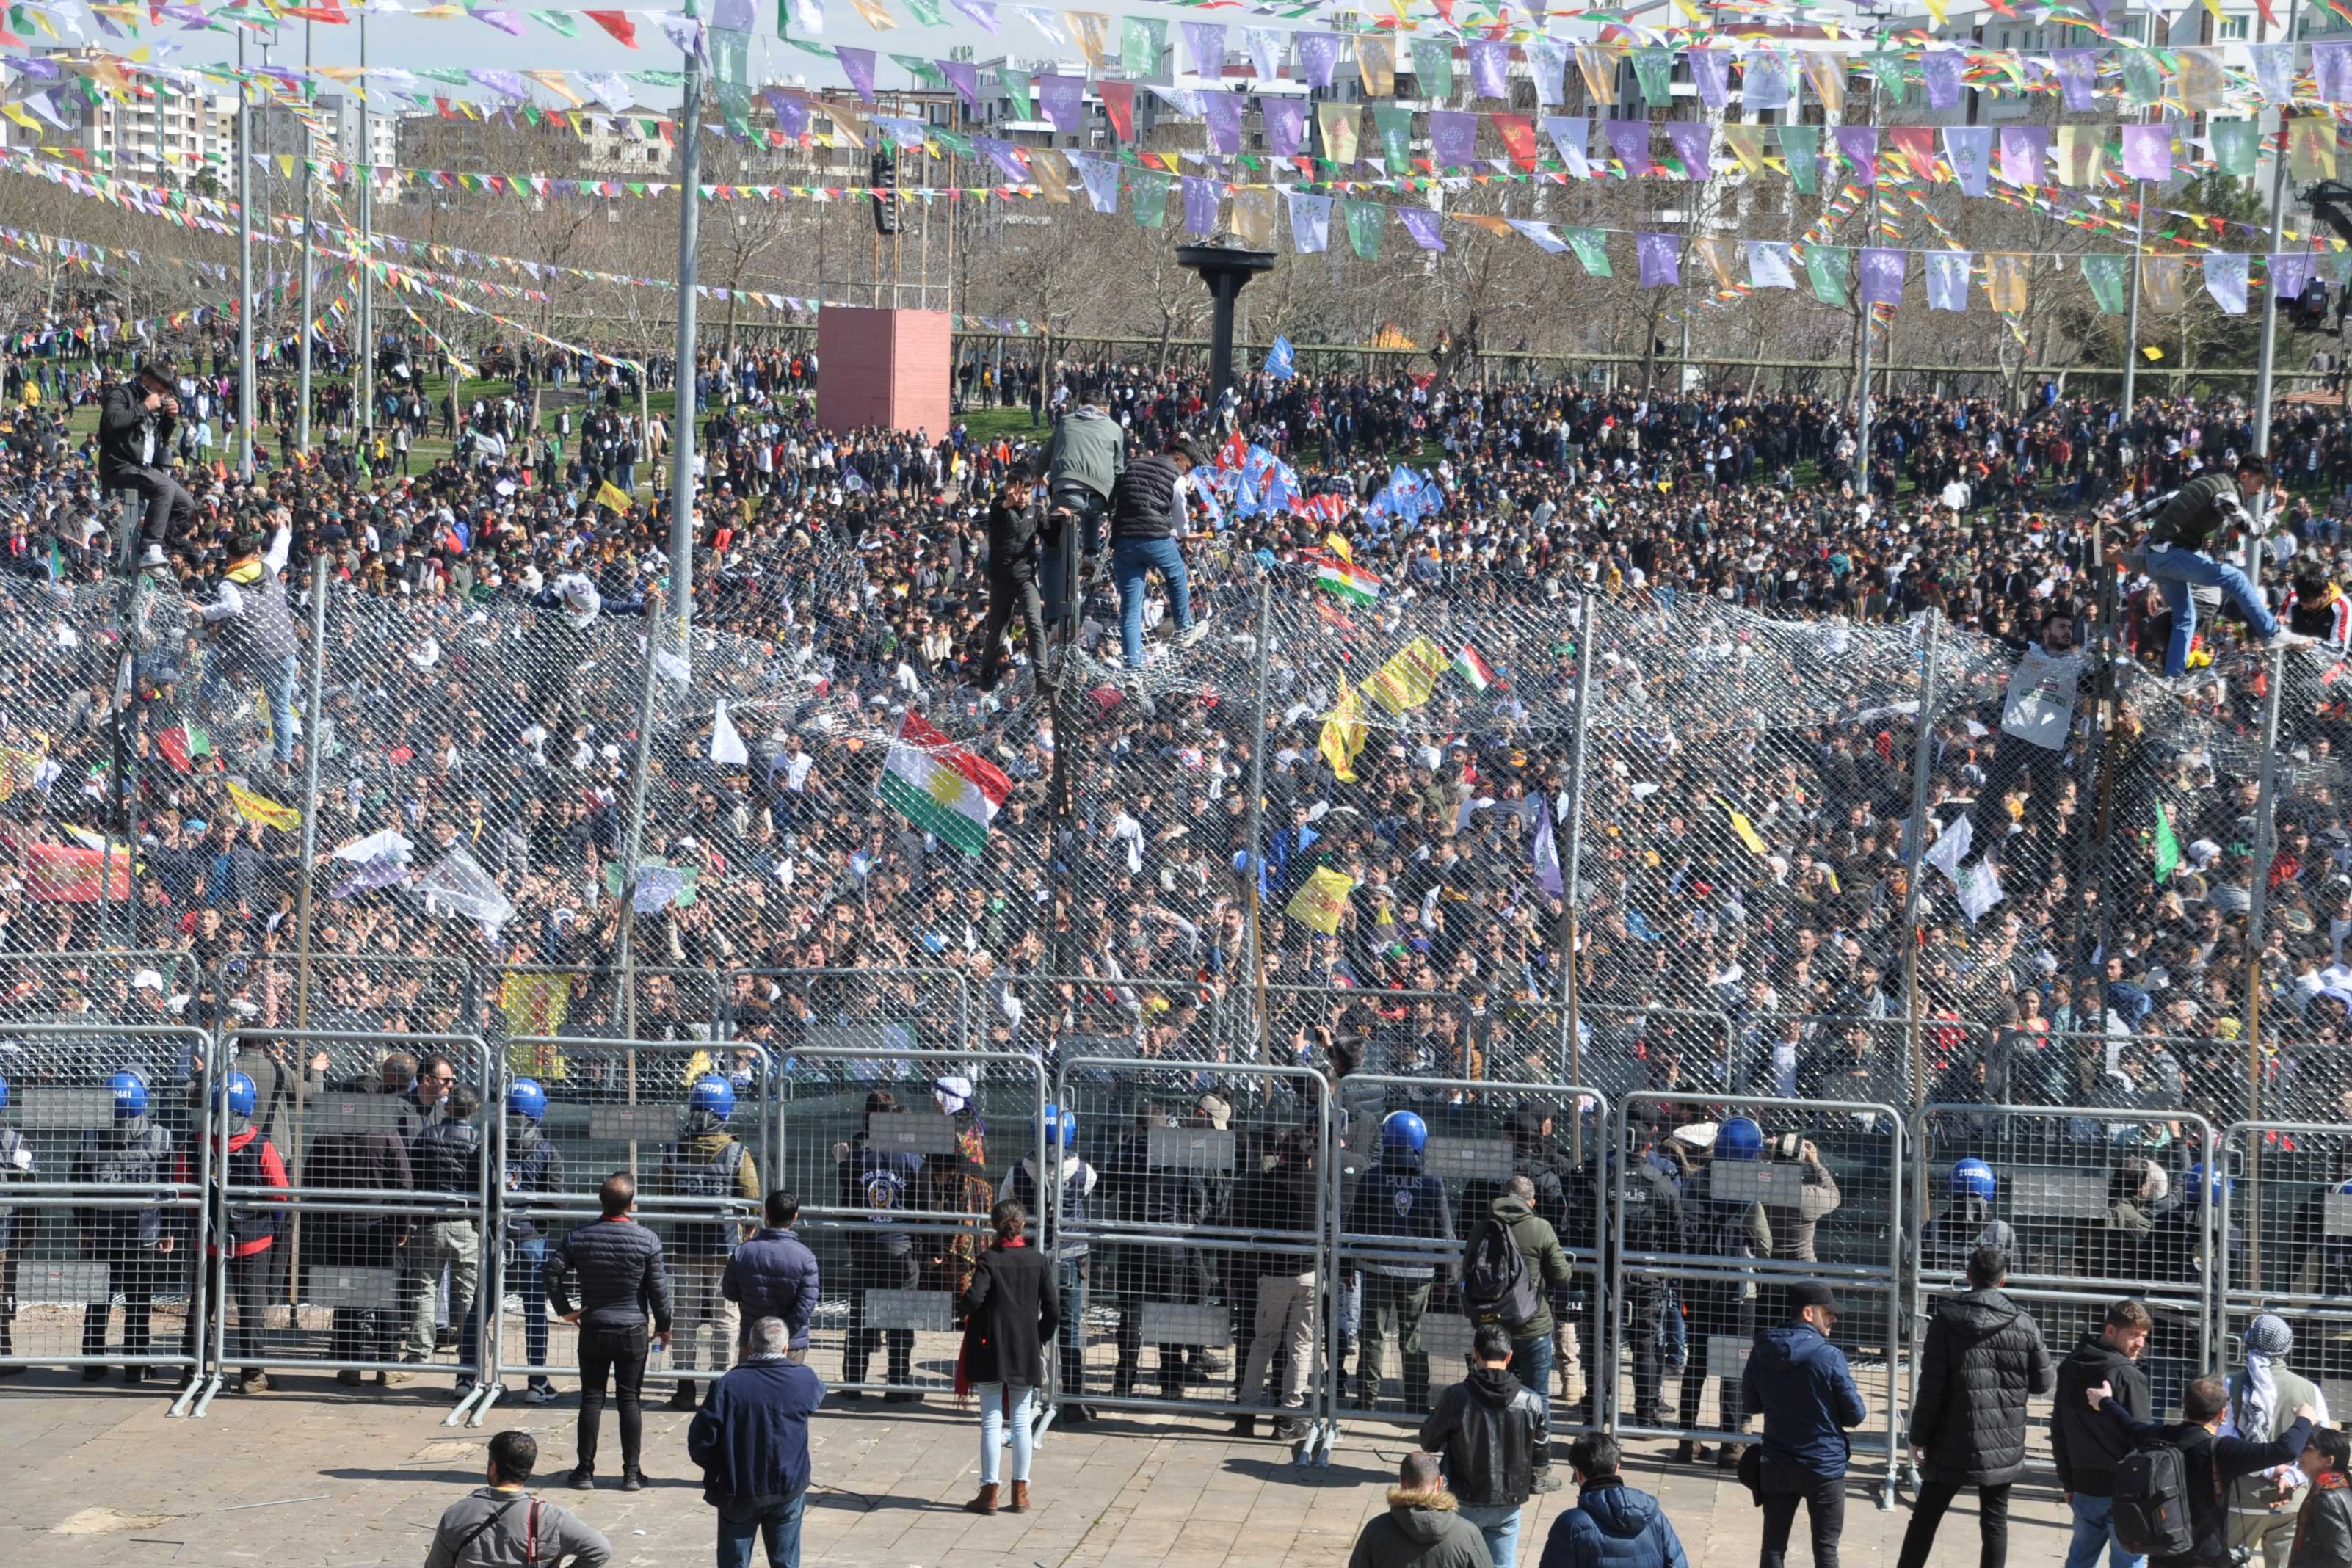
[1859,247,1906,308]
[1398,206,1447,251]
[1430,109,1478,169]
[1836,125,1878,185]
[1637,231,1679,288]
[1262,96,1305,161]
[1664,120,1712,179]
[1468,37,1510,100]
[1039,71,1084,134]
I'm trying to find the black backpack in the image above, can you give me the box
[1463,1216,1542,1333]
[2110,1434,2204,1562]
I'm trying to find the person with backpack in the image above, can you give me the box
[2226,1315,2335,1568]
[1419,1321,1548,1568]
[2090,1373,2319,1568]
[424,1429,611,1568]
[1465,1173,1572,1492]
[1898,1245,2055,1568]
[1743,1280,1868,1568]
[2053,1299,2157,1568]
[2289,1427,2352,1568]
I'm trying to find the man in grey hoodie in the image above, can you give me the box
[1039,402,1125,631]
[424,1430,610,1567]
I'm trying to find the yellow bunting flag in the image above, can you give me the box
[1726,803,1769,856]
[596,479,635,512]
[226,780,302,832]
[1285,866,1357,936]
[1318,680,1368,783]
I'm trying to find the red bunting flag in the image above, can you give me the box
[583,9,638,46]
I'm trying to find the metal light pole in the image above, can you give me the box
[667,0,704,643]
[296,18,312,456]
[236,29,255,479]
[357,12,373,441]
[2248,0,2305,577]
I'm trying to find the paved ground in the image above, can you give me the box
[0,1368,2088,1568]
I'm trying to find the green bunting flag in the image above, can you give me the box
[1806,244,1851,308]
[2152,800,2182,885]
[1346,199,1386,259]
[1779,124,1821,194]
[2081,254,2129,316]
[1564,227,1611,277]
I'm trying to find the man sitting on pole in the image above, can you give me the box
[97,361,191,570]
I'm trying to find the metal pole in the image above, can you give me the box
[291,556,330,1031]
[668,0,705,645]
[2120,112,2151,413]
[1555,596,1597,1144]
[357,15,373,443]
[612,597,667,1040]
[1856,310,1874,498]
[296,18,312,457]
[2250,0,2304,578]
[236,31,255,479]
[1898,609,1942,1110]
[2243,642,2287,1288]
[1241,577,1274,1059]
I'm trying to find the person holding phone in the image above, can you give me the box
[547,1172,674,1493]
[95,360,188,570]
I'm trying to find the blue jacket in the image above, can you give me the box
[724,1227,820,1351]
[1540,1479,1690,1568]
[686,1358,826,1512]
[1741,1324,1868,1478]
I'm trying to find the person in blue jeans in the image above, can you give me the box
[2119,455,2309,677]
[1105,432,1208,669]
[688,1316,824,1568]
[2052,1299,2155,1568]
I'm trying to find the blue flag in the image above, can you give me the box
[1264,334,1296,381]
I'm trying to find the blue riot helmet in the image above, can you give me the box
[1952,1158,1998,1203]
[1043,1104,1076,1148]
[1381,1110,1429,1155]
[507,1078,548,1121]
[108,1070,149,1119]
[1715,1117,1765,1161]
[219,1072,258,1119]
[688,1075,736,1121]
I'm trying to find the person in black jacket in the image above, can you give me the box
[976,471,1052,692]
[1419,1322,1547,1568]
[2054,1299,2155,1568]
[2089,1374,2319,1568]
[832,1092,923,1400]
[1106,432,1206,669]
[95,363,186,568]
[959,1199,1059,1517]
[1230,1127,1320,1441]
[547,1173,674,1492]
[1899,1246,2056,1568]
[2290,1427,2352,1568]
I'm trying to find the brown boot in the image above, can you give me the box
[964,1483,999,1516]
[1007,1481,1031,1514]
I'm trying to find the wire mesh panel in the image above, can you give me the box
[2221,1120,2352,1415]
[213,952,476,1050]
[996,970,1238,1070]
[1260,983,1476,1088]
[1611,1090,1904,1496]
[774,1048,1045,1403]
[1328,1075,1608,1444]
[1912,1102,2216,1419]
[490,1036,774,1396]
[730,967,971,1059]
[1054,1057,1328,1431]
[0,1024,214,1405]
[1574,1003,1742,1101]
[0,951,195,1031]
[487,965,725,1046]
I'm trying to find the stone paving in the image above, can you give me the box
[0,1366,2090,1567]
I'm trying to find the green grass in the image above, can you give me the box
[959,405,1045,443]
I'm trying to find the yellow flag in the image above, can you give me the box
[2293,117,2337,182]
[226,780,302,832]
[1318,681,1368,783]
[1725,802,1769,855]
[1986,253,2032,315]
[595,479,634,512]
[1920,0,1948,21]
[1364,636,1451,716]
[1324,533,1353,563]
[1723,123,1768,175]
[1285,866,1357,936]
[499,970,574,1079]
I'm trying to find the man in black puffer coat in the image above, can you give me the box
[1897,1245,2055,1568]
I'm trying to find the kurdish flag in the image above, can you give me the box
[880,711,1011,857]
[1453,644,1495,692]
[1316,558,1381,606]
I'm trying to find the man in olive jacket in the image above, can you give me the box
[1469,1173,1574,1487]
[1897,1246,2055,1568]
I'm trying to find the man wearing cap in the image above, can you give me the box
[98,362,188,569]
[1741,1280,1868,1568]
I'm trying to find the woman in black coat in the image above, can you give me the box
[959,1199,1060,1517]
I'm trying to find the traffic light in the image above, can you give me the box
[871,150,899,236]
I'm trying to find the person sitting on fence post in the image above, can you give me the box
[661,1075,761,1412]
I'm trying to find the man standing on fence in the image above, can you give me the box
[2052,1299,2155,1568]
[662,1077,761,1412]
[1897,1246,2055,1568]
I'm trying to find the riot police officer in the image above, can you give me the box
[999,1105,1097,1422]
[834,1089,923,1400]
[73,1070,174,1382]
[1342,1111,1455,1411]
[1677,1117,1771,1467]
[485,1078,564,1404]
[661,1075,761,1410]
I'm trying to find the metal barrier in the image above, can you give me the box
[0,1024,216,1414]
[482,1036,775,1421]
[1056,1057,1330,1453]
[488,965,726,1045]
[214,952,478,1041]
[1579,1004,1740,1098]
[1329,1075,1608,1453]
[193,1030,495,1420]
[777,1048,1047,1405]
[1613,1090,1905,1507]
[1260,984,1474,1082]
[2221,1120,2352,1409]
[1911,1102,2216,1422]
[728,967,973,1054]
[998,971,1230,1064]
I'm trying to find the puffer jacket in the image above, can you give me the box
[546,1216,673,1335]
[1743,1323,1869,1478]
[724,1227,820,1351]
[1540,1478,1692,1568]
[1417,1365,1545,1508]
[1908,1286,2055,1484]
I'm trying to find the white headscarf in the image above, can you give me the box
[2240,1313,2296,1441]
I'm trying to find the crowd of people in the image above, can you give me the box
[7,325,2352,1561]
